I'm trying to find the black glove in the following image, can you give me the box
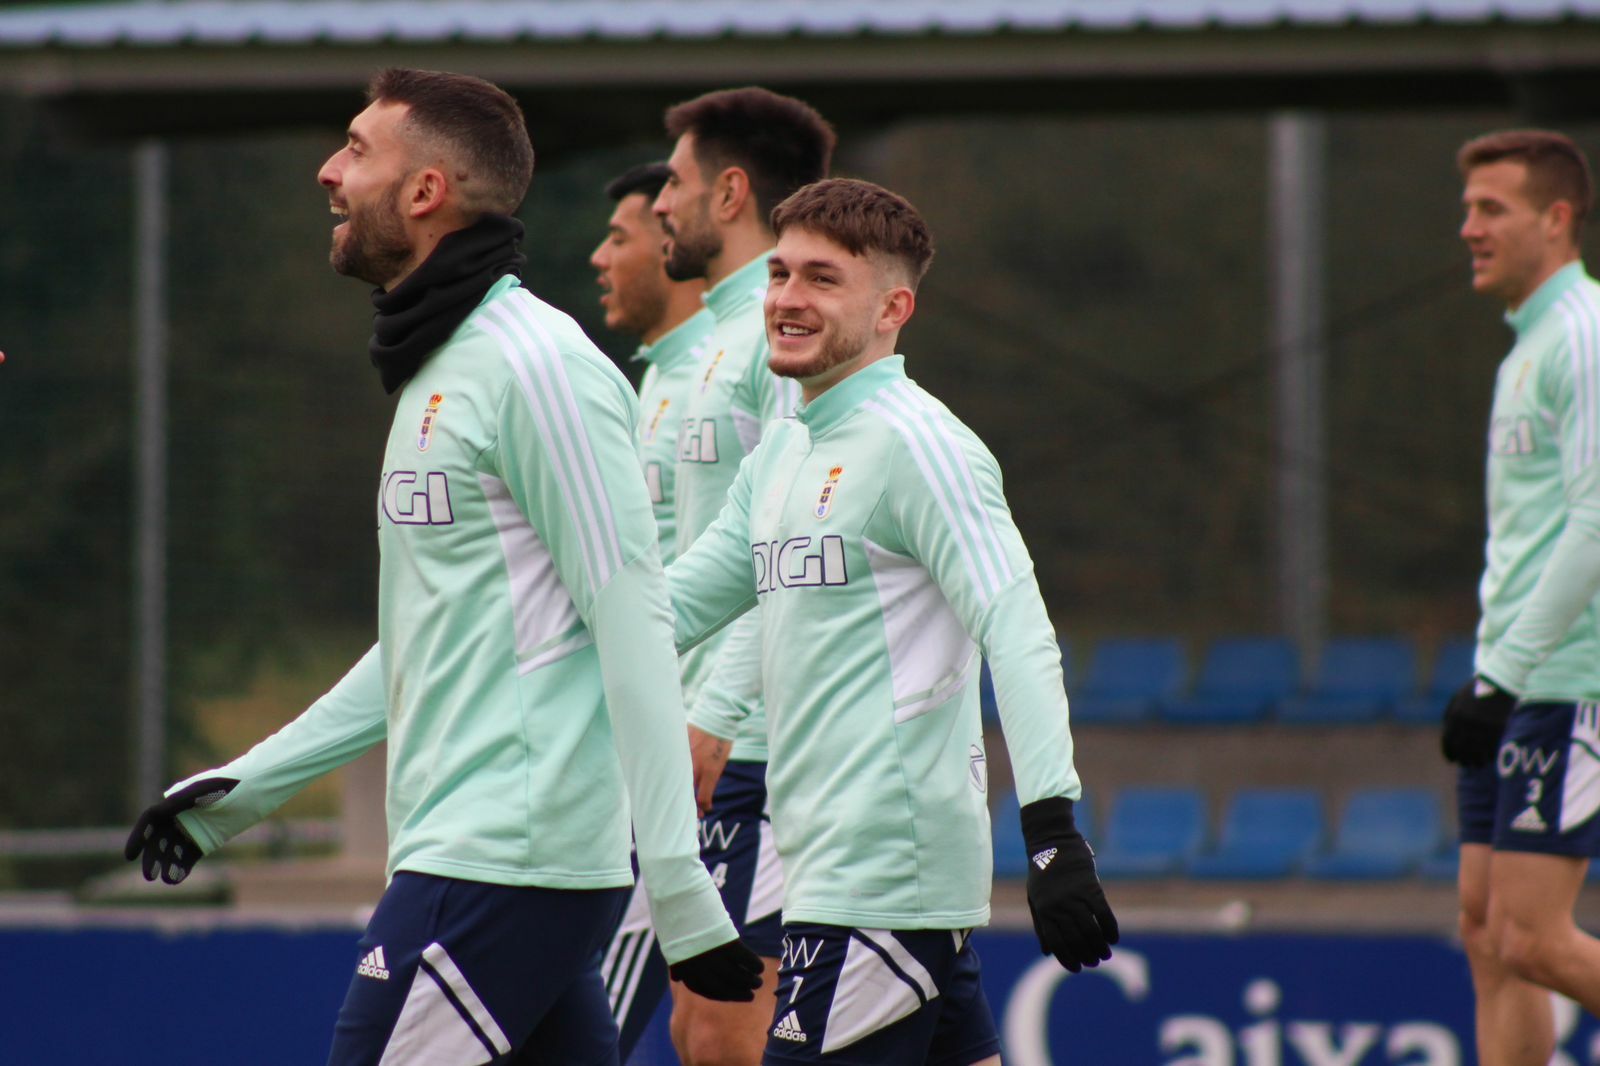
[1441,677,1515,768]
[123,777,238,885]
[668,938,764,1001]
[1021,796,1119,974]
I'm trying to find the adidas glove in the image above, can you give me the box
[123,777,238,885]
[1021,796,1119,974]
[668,938,764,1002]
[1441,677,1515,769]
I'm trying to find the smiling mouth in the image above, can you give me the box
[777,323,817,338]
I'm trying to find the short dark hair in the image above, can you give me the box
[367,68,534,217]
[664,87,836,222]
[605,162,672,203]
[771,179,935,287]
[1458,128,1593,238]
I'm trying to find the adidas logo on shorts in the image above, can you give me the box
[357,946,391,981]
[1032,847,1058,871]
[1511,805,1549,833]
[772,1010,807,1043]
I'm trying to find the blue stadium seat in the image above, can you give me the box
[1187,789,1325,879]
[990,788,1096,881]
[1417,847,1460,882]
[1067,637,1187,725]
[981,640,1071,725]
[1093,787,1207,879]
[1393,636,1475,724]
[1276,637,1417,724]
[1303,788,1443,880]
[1159,637,1299,724]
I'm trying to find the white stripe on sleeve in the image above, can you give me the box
[1560,288,1600,472]
[480,296,624,590]
[874,384,1012,600]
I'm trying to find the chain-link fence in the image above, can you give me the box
[1,95,1570,885]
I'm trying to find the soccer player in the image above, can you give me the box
[588,161,718,1058]
[651,87,836,1065]
[1445,128,1600,1065]
[667,177,1118,1063]
[590,161,714,566]
[122,68,759,1064]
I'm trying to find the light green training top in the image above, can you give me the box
[668,356,1081,930]
[173,277,735,964]
[1475,261,1600,701]
[672,253,802,760]
[632,307,716,563]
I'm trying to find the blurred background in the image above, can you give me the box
[6,1,1600,1063]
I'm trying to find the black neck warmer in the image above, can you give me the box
[369,214,527,394]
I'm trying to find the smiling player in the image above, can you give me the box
[666,178,1117,1064]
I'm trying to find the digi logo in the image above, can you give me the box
[381,471,455,526]
[679,418,719,464]
[1490,416,1537,457]
[753,535,848,594]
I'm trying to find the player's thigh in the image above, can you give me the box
[1459,842,1493,924]
[763,925,1000,1066]
[1489,850,1588,936]
[328,873,626,1065]
[702,760,784,957]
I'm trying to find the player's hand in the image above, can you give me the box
[123,777,238,884]
[668,938,764,1001]
[1441,677,1515,768]
[687,725,732,816]
[1020,796,1119,974]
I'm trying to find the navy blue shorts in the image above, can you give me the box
[1457,759,1499,846]
[701,760,784,957]
[763,924,1000,1065]
[328,872,628,1065]
[1491,701,1600,857]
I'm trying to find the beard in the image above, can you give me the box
[769,319,871,383]
[662,197,722,282]
[610,288,670,339]
[330,178,413,287]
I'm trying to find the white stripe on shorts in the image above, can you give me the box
[745,817,784,928]
[1562,702,1600,833]
[379,942,510,1065]
[822,930,938,1054]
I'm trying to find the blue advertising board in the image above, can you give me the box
[4,923,1598,1064]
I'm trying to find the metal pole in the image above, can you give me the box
[133,139,169,804]
[1267,113,1328,658]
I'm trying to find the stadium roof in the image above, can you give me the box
[5,0,1600,145]
[4,1,1600,46]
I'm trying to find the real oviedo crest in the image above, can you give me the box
[417,393,444,451]
[815,466,843,520]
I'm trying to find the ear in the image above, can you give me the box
[877,286,916,336]
[406,167,450,219]
[713,166,753,223]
